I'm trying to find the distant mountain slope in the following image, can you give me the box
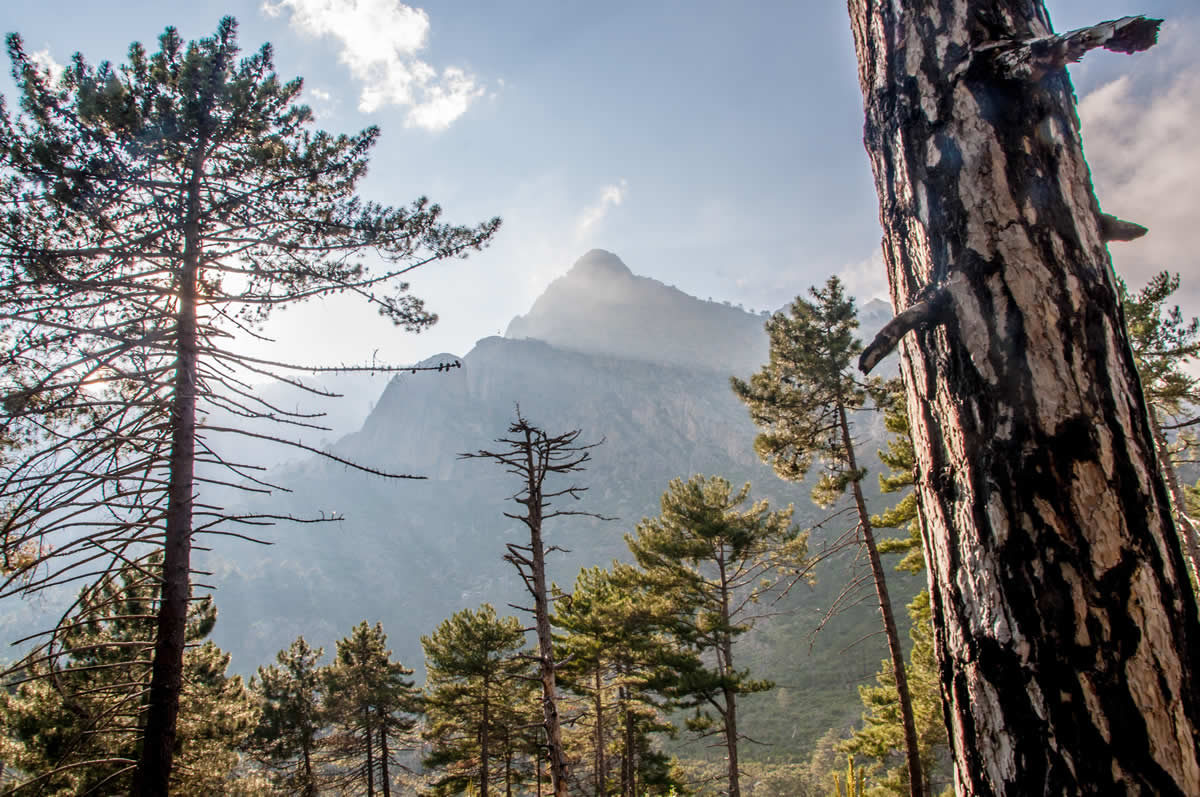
[203,251,912,763]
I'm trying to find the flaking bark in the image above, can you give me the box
[846,2,1200,794]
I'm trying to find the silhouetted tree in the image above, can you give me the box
[0,18,498,792]
[250,636,326,795]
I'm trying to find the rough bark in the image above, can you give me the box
[847,3,1200,794]
[132,139,205,797]
[839,404,925,797]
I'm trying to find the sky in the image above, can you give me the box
[4,0,1199,374]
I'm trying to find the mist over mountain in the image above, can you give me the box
[505,249,771,374]
[203,250,910,760]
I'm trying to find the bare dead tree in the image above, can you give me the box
[461,410,610,797]
[847,4,1200,793]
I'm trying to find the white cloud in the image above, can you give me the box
[836,248,890,305]
[576,179,628,236]
[404,67,485,132]
[30,48,64,81]
[262,0,485,130]
[1078,21,1200,315]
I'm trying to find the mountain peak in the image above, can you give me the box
[504,250,767,374]
[569,249,633,279]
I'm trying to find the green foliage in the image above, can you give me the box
[841,591,949,796]
[831,755,867,797]
[421,604,535,796]
[249,636,325,796]
[0,557,256,794]
[624,475,808,794]
[1120,272,1200,418]
[554,566,685,795]
[323,621,421,794]
[870,380,923,574]
[0,19,498,787]
[731,276,869,506]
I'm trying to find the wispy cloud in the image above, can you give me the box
[262,0,485,130]
[576,179,628,236]
[836,248,890,305]
[1078,20,1200,311]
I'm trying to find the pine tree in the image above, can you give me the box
[840,381,950,797]
[0,555,257,794]
[554,566,683,797]
[846,3,1200,791]
[732,278,925,797]
[421,604,534,797]
[1120,272,1200,589]
[624,475,807,797]
[0,19,498,791]
[249,636,326,796]
[323,621,421,797]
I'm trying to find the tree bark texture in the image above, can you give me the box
[846,2,1200,794]
[840,404,925,797]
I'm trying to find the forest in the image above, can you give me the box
[2,2,1199,796]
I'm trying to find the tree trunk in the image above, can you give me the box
[1148,406,1200,592]
[839,404,925,797]
[481,684,491,797]
[365,706,375,797]
[846,3,1200,793]
[302,731,316,797]
[594,667,605,796]
[380,717,391,797]
[524,442,569,797]
[132,139,206,797]
[716,551,741,797]
[620,686,633,797]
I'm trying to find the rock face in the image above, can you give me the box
[204,250,910,760]
[505,249,769,374]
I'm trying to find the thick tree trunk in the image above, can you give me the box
[847,3,1200,793]
[1148,406,1200,592]
[839,404,925,797]
[132,142,206,797]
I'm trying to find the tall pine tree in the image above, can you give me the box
[421,604,534,797]
[0,19,498,791]
[625,475,806,797]
[323,621,421,797]
[732,277,925,797]
[249,636,326,796]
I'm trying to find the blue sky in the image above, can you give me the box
[5,1,1198,371]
